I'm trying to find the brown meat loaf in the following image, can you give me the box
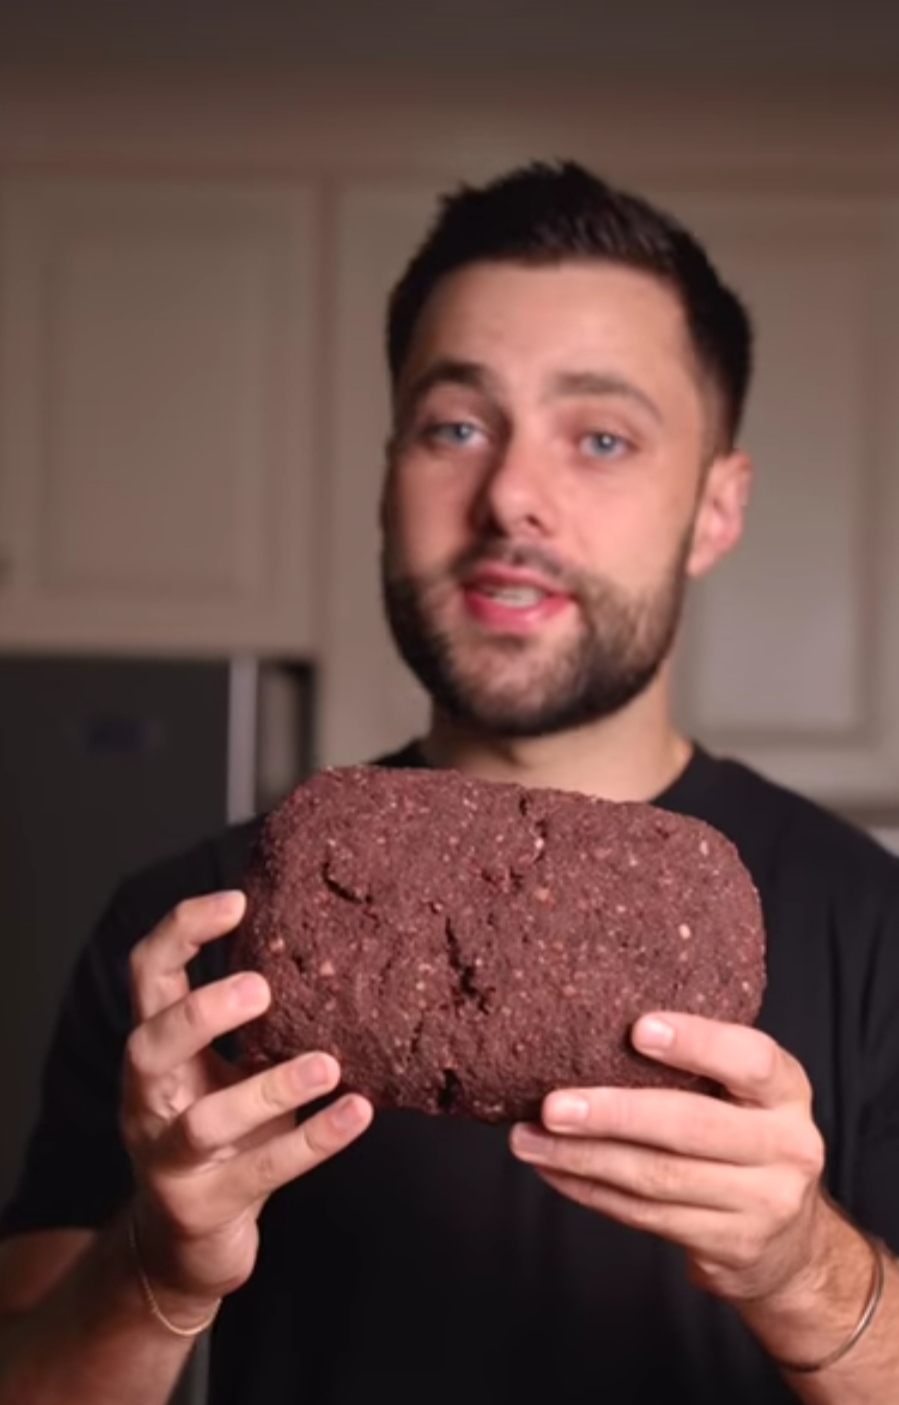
[233,766,766,1122]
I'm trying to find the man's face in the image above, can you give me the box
[382,260,743,737]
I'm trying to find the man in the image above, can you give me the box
[0,162,897,1405]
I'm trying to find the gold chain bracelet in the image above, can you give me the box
[128,1212,221,1340]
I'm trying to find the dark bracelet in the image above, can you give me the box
[772,1234,886,1376]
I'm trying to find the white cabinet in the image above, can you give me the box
[0,179,321,655]
[323,181,899,815]
[320,182,439,765]
[666,195,899,813]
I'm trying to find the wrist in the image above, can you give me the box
[125,1206,221,1335]
[773,1236,885,1377]
[737,1198,875,1368]
[744,1197,835,1315]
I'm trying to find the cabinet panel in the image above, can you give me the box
[666,197,899,808]
[0,180,321,653]
[322,182,438,764]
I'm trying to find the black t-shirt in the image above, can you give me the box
[3,746,899,1405]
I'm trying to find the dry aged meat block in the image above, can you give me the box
[232,766,766,1122]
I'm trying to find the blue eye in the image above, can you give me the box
[582,431,628,459]
[424,420,482,446]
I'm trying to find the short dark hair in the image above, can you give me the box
[386,161,753,450]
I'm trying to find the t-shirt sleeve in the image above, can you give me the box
[0,883,141,1236]
[857,1062,899,1253]
[856,876,899,1254]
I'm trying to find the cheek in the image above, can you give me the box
[572,480,692,588]
[384,460,473,569]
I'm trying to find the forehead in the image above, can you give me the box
[398,260,706,419]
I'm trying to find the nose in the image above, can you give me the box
[471,430,557,539]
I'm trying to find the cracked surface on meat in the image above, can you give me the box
[233,766,766,1122]
[444,918,491,1014]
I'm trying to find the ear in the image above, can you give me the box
[686,450,752,579]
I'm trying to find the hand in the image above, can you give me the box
[509,1013,826,1304]
[120,891,372,1316]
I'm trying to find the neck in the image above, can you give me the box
[420,668,692,803]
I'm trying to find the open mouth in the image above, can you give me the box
[473,583,551,608]
[461,573,573,631]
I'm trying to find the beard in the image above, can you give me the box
[381,532,692,739]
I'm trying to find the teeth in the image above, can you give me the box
[480,585,546,606]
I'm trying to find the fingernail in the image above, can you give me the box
[295,1053,334,1093]
[213,890,246,921]
[544,1093,589,1128]
[635,1016,675,1051]
[232,972,268,1008]
[329,1095,367,1134]
[511,1125,551,1160]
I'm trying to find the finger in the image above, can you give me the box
[129,891,247,1023]
[162,1053,342,1167]
[536,1166,734,1252]
[212,1094,374,1212]
[127,971,270,1084]
[510,1124,756,1210]
[628,1014,811,1109]
[539,1086,778,1165]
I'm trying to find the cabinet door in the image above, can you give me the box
[662,194,899,815]
[326,181,899,815]
[0,179,320,655]
[322,182,440,765]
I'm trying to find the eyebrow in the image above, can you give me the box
[396,360,663,428]
[547,370,663,424]
[396,359,502,420]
